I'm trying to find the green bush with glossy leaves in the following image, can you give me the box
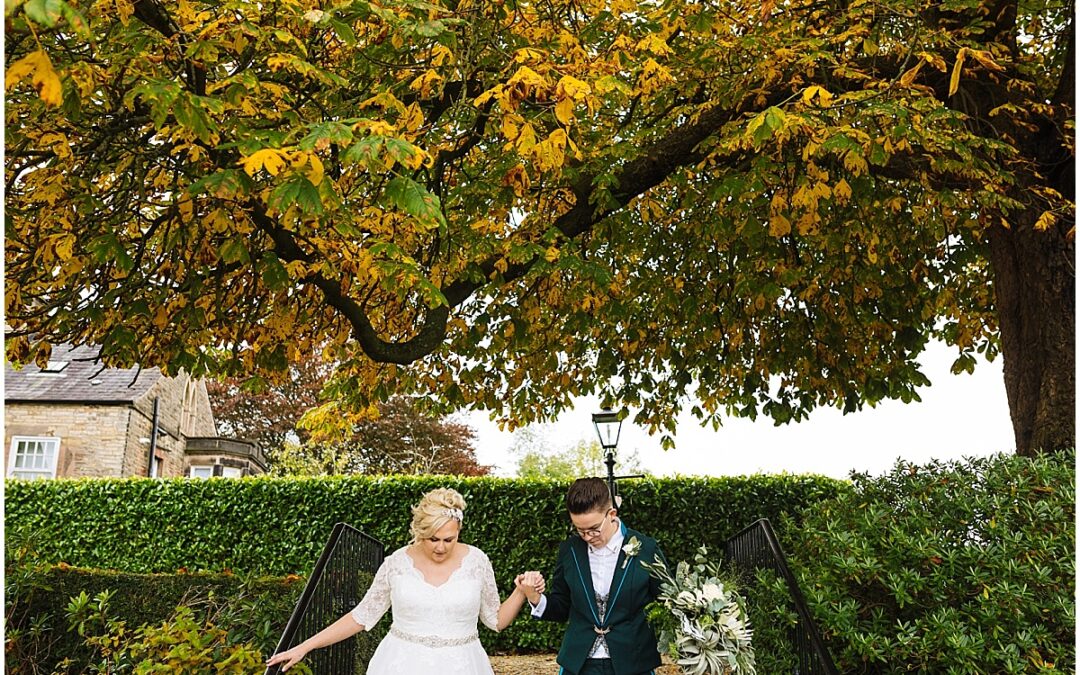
[753,451,1075,674]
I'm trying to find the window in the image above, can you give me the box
[8,437,60,480]
[189,465,214,479]
[221,466,243,478]
[40,360,68,373]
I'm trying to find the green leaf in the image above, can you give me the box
[23,0,62,26]
[383,176,446,230]
[219,237,250,264]
[259,252,289,291]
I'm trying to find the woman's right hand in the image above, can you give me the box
[266,644,310,672]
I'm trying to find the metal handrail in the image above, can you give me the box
[723,518,839,675]
[265,523,384,675]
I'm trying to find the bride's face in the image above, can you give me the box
[420,519,461,563]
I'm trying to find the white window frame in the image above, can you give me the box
[189,465,214,479]
[7,436,60,480]
[220,466,243,478]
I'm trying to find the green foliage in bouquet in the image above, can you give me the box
[643,546,756,675]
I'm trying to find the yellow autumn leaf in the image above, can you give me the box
[306,153,324,185]
[545,246,560,262]
[555,97,575,126]
[969,49,1005,72]
[802,85,833,106]
[501,116,520,141]
[899,60,924,87]
[6,50,63,107]
[769,213,792,238]
[402,102,424,133]
[843,151,868,175]
[430,44,453,66]
[556,75,591,101]
[53,233,75,260]
[1033,210,1057,231]
[833,178,852,202]
[409,69,443,98]
[514,123,537,154]
[241,148,288,176]
[949,48,968,97]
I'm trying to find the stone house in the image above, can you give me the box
[4,343,267,479]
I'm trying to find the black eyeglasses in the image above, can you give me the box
[569,514,611,539]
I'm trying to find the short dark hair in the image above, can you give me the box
[566,477,613,515]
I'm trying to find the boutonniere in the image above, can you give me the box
[621,536,641,569]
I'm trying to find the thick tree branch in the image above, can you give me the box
[249,203,449,364]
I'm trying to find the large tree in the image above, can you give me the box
[5,0,1072,455]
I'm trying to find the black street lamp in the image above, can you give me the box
[593,409,641,509]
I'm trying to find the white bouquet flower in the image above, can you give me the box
[643,546,755,675]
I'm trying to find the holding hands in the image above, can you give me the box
[514,571,545,604]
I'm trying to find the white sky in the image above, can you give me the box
[464,340,1015,479]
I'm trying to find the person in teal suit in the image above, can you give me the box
[520,477,666,675]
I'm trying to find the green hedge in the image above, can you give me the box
[3,474,844,576]
[756,451,1075,674]
[5,474,845,654]
[5,562,309,674]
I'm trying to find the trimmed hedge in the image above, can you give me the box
[5,474,846,654]
[5,563,310,674]
[3,474,845,576]
[757,451,1075,674]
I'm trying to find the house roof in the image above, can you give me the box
[4,343,163,403]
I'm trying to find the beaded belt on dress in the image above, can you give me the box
[389,626,479,647]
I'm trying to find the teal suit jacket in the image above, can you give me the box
[536,524,665,675]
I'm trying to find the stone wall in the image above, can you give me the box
[4,403,131,478]
[6,371,220,479]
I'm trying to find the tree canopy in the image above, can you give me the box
[5,0,1073,453]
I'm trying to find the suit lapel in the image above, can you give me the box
[605,525,638,618]
[569,535,598,610]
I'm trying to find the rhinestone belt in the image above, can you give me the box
[389,626,479,648]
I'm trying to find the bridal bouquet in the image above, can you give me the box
[642,546,756,675]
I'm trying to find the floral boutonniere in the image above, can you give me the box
[621,536,642,569]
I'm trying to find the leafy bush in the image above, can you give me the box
[756,451,1075,674]
[4,562,307,674]
[63,590,273,674]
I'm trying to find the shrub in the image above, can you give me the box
[756,451,1075,674]
[4,562,308,674]
[63,591,273,674]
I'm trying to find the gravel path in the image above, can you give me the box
[489,653,680,674]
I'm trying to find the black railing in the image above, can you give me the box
[723,518,839,675]
[265,523,384,675]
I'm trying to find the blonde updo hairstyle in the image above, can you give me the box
[409,487,466,544]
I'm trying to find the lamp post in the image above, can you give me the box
[592,409,624,508]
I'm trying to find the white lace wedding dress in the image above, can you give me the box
[350,545,500,674]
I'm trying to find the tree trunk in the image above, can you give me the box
[987,216,1075,456]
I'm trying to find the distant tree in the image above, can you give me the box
[274,396,490,476]
[515,438,644,480]
[205,354,330,451]
[206,356,489,475]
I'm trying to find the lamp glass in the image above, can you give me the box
[592,410,622,450]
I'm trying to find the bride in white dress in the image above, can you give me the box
[266,488,545,674]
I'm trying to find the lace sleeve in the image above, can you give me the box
[476,549,501,632]
[350,553,393,630]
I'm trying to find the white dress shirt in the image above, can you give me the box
[531,522,625,658]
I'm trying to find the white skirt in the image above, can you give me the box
[367,628,494,675]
